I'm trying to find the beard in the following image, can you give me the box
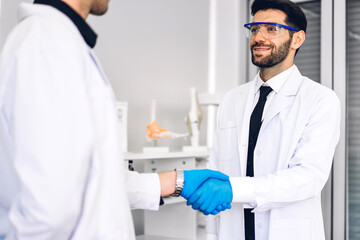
[90,0,110,16]
[251,37,292,68]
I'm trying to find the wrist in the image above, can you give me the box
[172,169,184,197]
[158,170,176,197]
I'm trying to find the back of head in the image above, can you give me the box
[251,0,307,34]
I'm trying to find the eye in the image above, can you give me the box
[267,26,278,32]
[250,26,260,33]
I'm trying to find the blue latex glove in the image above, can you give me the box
[181,169,229,199]
[209,202,231,215]
[210,202,232,215]
[186,178,233,215]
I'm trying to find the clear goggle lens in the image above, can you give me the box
[245,24,285,39]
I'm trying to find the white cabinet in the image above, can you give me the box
[123,151,209,240]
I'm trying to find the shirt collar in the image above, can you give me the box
[34,0,97,48]
[255,65,296,94]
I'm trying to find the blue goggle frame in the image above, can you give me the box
[244,22,300,32]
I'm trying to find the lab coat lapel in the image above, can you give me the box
[259,67,303,137]
[236,80,257,177]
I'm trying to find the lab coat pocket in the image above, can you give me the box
[218,122,237,161]
[270,218,313,240]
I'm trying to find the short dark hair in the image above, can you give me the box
[251,0,307,55]
[251,0,307,33]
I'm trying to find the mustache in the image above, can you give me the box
[251,43,274,50]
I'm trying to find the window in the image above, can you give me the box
[294,1,321,83]
[347,1,360,239]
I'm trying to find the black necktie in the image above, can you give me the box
[245,86,272,240]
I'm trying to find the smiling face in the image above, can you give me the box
[250,9,295,69]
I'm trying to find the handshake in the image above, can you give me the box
[180,169,233,215]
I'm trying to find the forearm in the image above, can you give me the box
[230,164,331,212]
[125,170,178,210]
[158,170,176,197]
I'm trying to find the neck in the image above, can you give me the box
[259,58,294,82]
[61,0,89,19]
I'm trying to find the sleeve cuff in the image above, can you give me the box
[140,173,161,210]
[126,172,161,210]
[159,197,164,206]
[230,177,255,203]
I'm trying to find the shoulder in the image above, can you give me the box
[221,81,253,105]
[0,13,88,94]
[217,81,253,121]
[3,13,84,61]
[295,76,340,121]
[1,11,88,76]
[299,76,339,105]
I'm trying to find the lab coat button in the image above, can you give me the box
[258,223,263,228]
[256,149,261,156]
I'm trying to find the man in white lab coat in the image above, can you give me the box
[0,0,232,239]
[193,0,341,239]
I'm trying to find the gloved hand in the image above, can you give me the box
[210,202,232,215]
[186,178,233,215]
[181,169,229,199]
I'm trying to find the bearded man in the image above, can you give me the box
[185,0,341,239]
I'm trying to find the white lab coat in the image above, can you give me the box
[0,3,160,239]
[207,66,340,240]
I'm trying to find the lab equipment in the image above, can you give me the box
[146,100,188,141]
[146,120,188,140]
[183,88,208,152]
[185,87,202,147]
[144,100,188,153]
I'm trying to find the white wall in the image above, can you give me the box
[0,0,32,47]
[209,0,247,92]
[0,0,211,152]
[88,0,210,152]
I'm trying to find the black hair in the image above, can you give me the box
[251,0,307,33]
[251,0,307,55]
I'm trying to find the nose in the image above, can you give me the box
[254,29,266,42]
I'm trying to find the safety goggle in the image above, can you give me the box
[244,22,300,40]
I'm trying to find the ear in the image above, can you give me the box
[291,30,306,51]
